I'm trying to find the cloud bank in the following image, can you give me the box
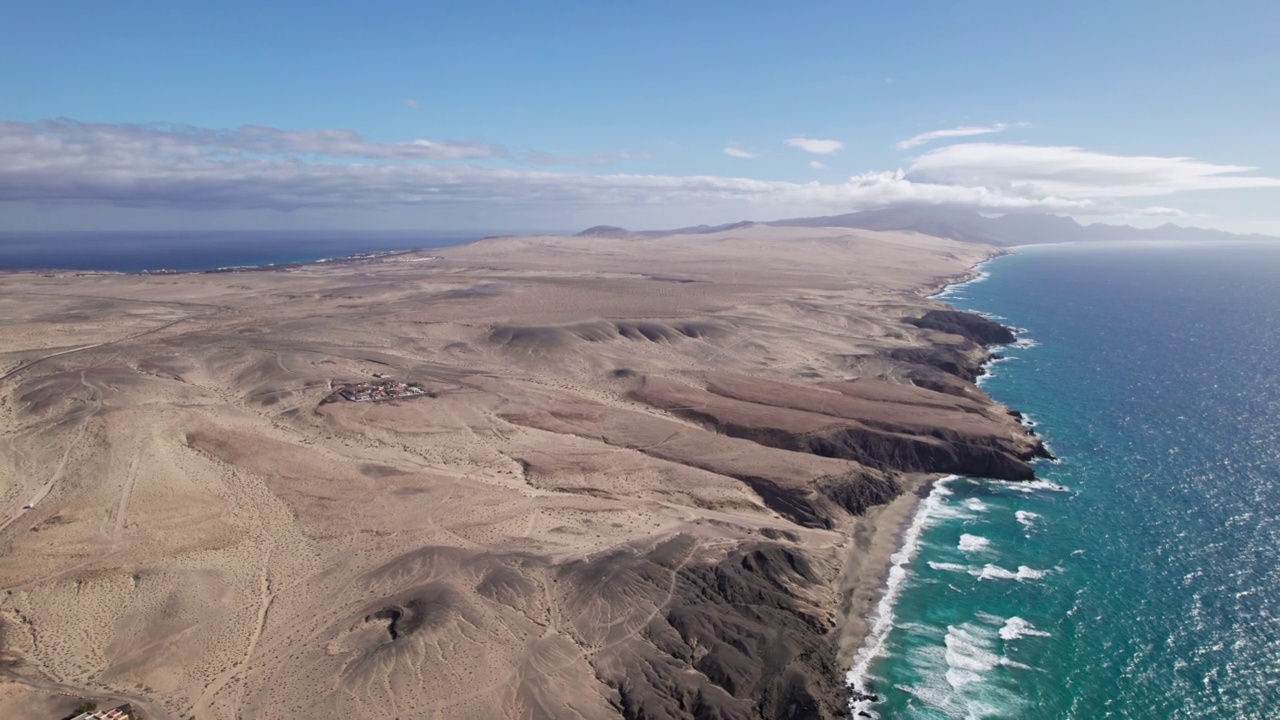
[724,147,757,158]
[907,143,1280,198]
[1,119,1275,221]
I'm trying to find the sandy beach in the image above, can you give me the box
[0,225,1042,719]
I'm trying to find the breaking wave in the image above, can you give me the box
[998,616,1052,641]
[958,534,992,553]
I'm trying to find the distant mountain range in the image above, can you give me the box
[577,207,1277,246]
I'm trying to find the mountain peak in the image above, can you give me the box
[575,225,644,239]
[764,207,1275,246]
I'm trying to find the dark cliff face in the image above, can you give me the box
[903,310,1017,346]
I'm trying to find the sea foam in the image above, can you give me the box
[958,534,991,553]
[847,476,959,718]
[991,478,1071,494]
[999,616,1052,641]
[892,621,1032,718]
[944,624,1031,690]
[930,266,992,300]
[1015,510,1042,529]
[973,564,1051,582]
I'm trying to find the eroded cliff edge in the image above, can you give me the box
[557,312,1046,719]
[0,227,1043,719]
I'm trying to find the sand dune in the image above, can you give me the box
[0,226,1038,718]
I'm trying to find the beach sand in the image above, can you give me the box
[0,225,1036,719]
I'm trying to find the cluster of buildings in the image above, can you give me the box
[335,378,428,403]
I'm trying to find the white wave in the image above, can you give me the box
[944,624,1031,691]
[1015,510,1041,529]
[930,266,992,300]
[958,534,991,553]
[891,621,1034,719]
[999,616,1052,641]
[963,498,988,512]
[972,564,1050,581]
[894,621,938,635]
[929,493,978,522]
[927,561,969,573]
[990,478,1070,494]
[1011,338,1039,349]
[847,476,960,717]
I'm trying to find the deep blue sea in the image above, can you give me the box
[851,242,1280,718]
[0,230,525,272]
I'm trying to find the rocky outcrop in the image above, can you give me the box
[904,309,1016,345]
[888,345,988,383]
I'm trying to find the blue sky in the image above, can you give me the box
[2,0,1278,232]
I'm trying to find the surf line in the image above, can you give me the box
[847,474,958,716]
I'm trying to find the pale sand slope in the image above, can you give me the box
[0,225,1039,719]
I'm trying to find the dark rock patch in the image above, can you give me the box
[904,309,1016,345]
[371,584,458,641]
[359,463,405,478]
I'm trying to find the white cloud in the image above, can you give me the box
[0,120,1275,222]
[784,137,844,154]
[724,147,757,159]
[1130,206,1191,217]
[0,119,498,162]
[897,123,1009,150]
[905,142,1280,198]
[404,98,420,109]
[809,161,827,169]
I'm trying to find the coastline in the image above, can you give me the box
[834,250,1041,716]
[834,472,937,668]
[0,227,517,275]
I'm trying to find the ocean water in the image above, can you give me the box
[0,230,514,272]
[851,242,1280,718]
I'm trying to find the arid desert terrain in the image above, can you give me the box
[0,225,1045,719]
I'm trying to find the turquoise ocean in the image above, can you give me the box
[850,242,1280,718]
